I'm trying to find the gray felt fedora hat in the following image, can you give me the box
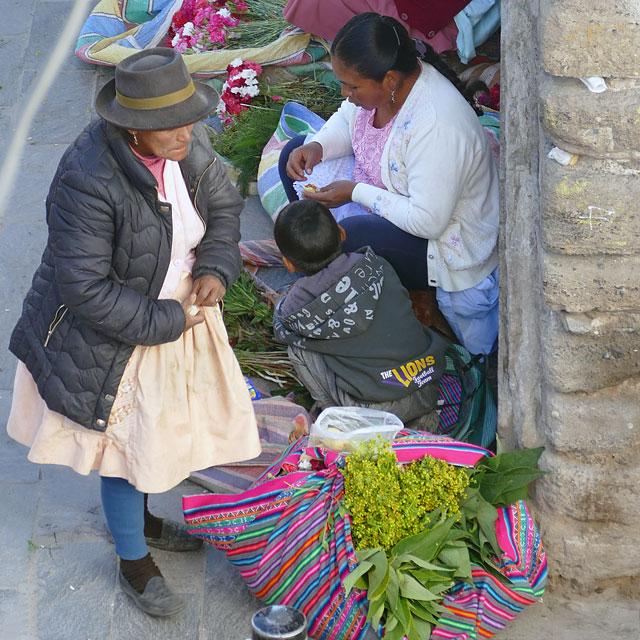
[95,47,219,130]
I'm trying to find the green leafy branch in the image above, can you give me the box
[341,443,546,639]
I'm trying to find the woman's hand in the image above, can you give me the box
[181,293,205,331]
[191,274,226,307]
[302,180,356,208]
[286,142,323,181]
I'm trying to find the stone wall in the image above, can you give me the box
[500,0,640,593]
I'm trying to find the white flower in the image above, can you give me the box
[171,33,182,47]
[217,8,231,18]
[229,57,244,68]
[244,85,260,97]
[230,86,242,94]
[215,99,227,115]
[239,69,257,80]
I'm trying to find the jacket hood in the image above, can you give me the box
[277,247,384,343]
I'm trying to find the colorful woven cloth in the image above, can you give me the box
[189,395,309,493]
[257,101,326,220]
[183,431,546,640]
[76,0,312,75]
[239,239,284,268]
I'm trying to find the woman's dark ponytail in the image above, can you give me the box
[418,42,484,116]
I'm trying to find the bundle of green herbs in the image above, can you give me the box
[210,76,342,194]
[229,0,291,49]
[224,271,299,387]
[341,441,545,640]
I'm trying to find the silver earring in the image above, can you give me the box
[132,132,139,146]
[391,89,395,104]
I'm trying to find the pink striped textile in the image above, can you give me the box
[183,431,546,639]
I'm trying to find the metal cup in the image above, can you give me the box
[251,604,307,640]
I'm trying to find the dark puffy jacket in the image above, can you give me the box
[9,119,244,432]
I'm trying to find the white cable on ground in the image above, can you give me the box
[0,0,92,224]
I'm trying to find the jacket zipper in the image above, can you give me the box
[192,157,217,229]
[44,305,69,347]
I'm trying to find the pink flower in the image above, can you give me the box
[271,95,283,102]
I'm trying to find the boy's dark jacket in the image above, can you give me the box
[273,247,448,402]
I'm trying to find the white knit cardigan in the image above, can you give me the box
[312,61,499,292]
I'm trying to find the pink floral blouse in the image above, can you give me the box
[352,108,399,189]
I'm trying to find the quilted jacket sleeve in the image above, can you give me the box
[48,169,186,346]
[191,129,244,289]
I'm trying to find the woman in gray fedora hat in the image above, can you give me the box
[6,48,261,617]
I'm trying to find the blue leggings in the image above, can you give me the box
[277,135,430,290]
[100,476,148,560]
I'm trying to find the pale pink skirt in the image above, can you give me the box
[7,280,261,493]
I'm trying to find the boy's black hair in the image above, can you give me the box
[273,199,342,275]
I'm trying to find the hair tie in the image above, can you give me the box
[392,25,400,46]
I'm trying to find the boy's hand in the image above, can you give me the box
[302,180,355,208]
[286,142,323,181]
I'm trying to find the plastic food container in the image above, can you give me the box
[309,407,404,453]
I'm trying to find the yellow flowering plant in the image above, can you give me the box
[341,440,545,640]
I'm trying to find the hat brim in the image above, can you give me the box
[95,78,220,130]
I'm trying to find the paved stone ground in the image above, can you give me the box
[1,2,638,639]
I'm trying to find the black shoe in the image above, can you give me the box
[145,518,203,552]
[106,518,203,552]
[119,571,186,617]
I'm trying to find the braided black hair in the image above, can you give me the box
[332,13,483,116]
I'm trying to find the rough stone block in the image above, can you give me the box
[25,70,96,145]
[534,510,640,586]
[0,483,38,587]
[203,547,262,639]
[540,0,640,78]
[541,156,640,256]
[35,542,113,640]
[112,592,201,639]
[542,310,640,393]
[24,1,93,72]
[0,590,31,640]
[0,35,27,107]
[536,450,640,527]
[0,393,41,483]
[542,252,640,312]
[540,76,640,159]
[544,377,640,456]
[560,310,640,336]
[0,0,35,37]
[503,586,640,640]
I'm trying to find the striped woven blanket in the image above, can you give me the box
[76,0,312,75]
[183,432,546,639]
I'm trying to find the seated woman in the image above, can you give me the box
[279,12,499,356]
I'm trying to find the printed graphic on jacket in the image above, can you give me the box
[273,248,449,403]
[380,355,437,389]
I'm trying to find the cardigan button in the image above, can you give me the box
[96,419,106,428]
[104,394,115,402]
[400,12,408,20]
[428,30,436,38]
[428,254,434,260]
